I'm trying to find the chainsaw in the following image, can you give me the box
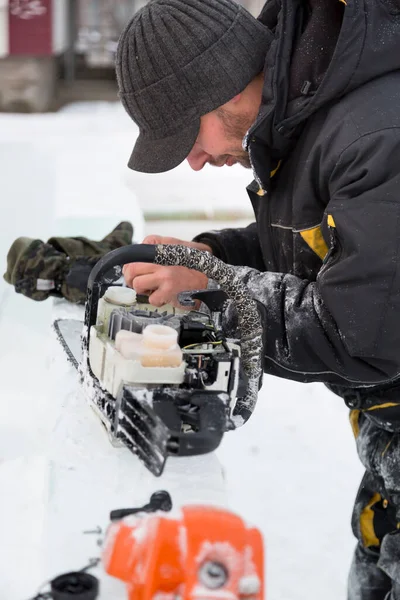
[54,244,263,477]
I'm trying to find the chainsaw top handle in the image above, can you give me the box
[85,244,156,331]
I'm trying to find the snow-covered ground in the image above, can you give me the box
[0,103,363,600]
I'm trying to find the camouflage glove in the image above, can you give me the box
[47,220,133,258]
[4,221,133,303]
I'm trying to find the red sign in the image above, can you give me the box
[9,0,53,55]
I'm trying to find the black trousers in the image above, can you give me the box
[348,410,400,600]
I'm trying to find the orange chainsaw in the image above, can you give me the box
[103,495,265,600]
[27,492,264,600]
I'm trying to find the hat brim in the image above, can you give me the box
[128,118,201,174]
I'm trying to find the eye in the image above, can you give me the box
[198,561,228,589]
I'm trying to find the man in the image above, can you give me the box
[116,0,400,598]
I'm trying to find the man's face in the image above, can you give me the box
[186,106,254,171]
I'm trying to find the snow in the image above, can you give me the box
[0,102,363,600]
[195,540,241,569]
[239,574,261,594]
[191,587,236,599]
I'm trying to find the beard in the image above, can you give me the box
[210,107,255,169]
[208,152,251,169]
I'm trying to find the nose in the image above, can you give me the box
[187,144,210,171]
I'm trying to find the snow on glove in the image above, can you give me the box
[3,221,134,303]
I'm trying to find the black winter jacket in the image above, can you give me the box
[195,0,400,399]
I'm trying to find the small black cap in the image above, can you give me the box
[51,571,99,600]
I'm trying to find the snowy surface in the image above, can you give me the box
[0,102,363,599]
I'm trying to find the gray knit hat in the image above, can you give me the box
[116,0,272,173]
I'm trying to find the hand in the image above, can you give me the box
[123,235,212,308]
[140,235,212,254]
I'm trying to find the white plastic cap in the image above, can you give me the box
[115,330,143,353]
[142,324,178,350]
[104,286,137,306]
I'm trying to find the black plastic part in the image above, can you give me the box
[50,572,99,600]
[116,386,171,477]
[191,289,229,312]
[110,490,173,521]
[232,401,252,424]
[136,293,151,304]
[148,490,173,512]
[179,317,214,347]
[236,362,249,399]
[177,290,197,307]
[166,393,227,457]
[116,387,227,474]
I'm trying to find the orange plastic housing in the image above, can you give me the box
[103,505,264,599]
